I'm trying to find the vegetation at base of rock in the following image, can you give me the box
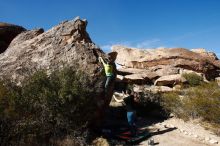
[161,82,220,126]
[127,85,166,118]
[137,90,167,118]
[0,68,97,146]
[182,73,204,87]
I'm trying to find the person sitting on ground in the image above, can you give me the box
[113,89,139,136]
[99,54,117,95]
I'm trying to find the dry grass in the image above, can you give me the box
[162,82,220,125]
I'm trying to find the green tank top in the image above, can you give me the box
[104,64,113,76]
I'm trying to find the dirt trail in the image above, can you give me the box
[107,97,220,146]
[138,117,220,146]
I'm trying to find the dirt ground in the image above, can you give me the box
[104,108,219,145]
[137,117,220,146]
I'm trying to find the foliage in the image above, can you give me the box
[135,90,168,118]
[161,82,220,125]
[182,73,204,87]
[0,68,97,146]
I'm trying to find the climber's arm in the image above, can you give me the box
[99,57,106,65]
[113,95,124,103]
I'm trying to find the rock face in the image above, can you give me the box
[112,45,220,92]
[117,68,158,84]
[191,48,218,60]
[0,17,111,126]
[216,77,220,86]
[154,74,187,86]
[0,18,104,82]
[0,22,26,53]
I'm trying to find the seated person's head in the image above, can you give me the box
[133,92,141,102]
[126,89,132,95]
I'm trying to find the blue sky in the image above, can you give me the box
[1,0,220,57]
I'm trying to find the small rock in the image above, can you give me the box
[209,139,218,144]
[169,124,175,128]
[92,137,110,146]
[170,113,175,117]
[194,135,199,138]
[198,137,204,141]
[164,125,168,128]
[148,138,154,146]
[205,137,211,141]
[158,123,162,126]
[184,131,188,135]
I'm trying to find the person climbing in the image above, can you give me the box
[113,89,139,136]
[99,52,117,95]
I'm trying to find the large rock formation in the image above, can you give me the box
[0,18,104,82]
[0,17,112,127]
[0,22,26,53]
[117,68,158,84]
[154,74,187,86]
[191,48,218,60]
[112,46,220,92]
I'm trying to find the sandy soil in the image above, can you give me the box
[107,95,220,146]
[138,117,220,146]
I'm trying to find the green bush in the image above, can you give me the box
[0,68,97,146]
[182,73,204,87]
[162,82,220,124]
[161,92,186,118]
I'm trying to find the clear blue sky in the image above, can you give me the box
[1,0,220,57]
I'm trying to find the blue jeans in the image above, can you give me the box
[127,111,137,136]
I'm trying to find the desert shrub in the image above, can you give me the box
[161,92,186,118]
[161,82,220,124]
[0,68,97,146]
[182,73,203,87]
[184,82,220,123]
[134,90,168,118]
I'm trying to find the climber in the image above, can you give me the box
[99,52,117,95]
[113,89,139,136]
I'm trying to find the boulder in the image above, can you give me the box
[107,51,118,62]
[112,46,220,80]
[215,77,220,86]
[150,86,173,93]
[117,67,159,84]
[133,84,173,93]
[0,17,112,128]
[173,84,182,91]
[179,68,204,77]
[191,48,218,60]
[154,74,187,86]
[0,18,103,83]
[149,65,180,77]
[179,68,209,82]
[8,28,44,47]
[0,22,26,53]
[123,74,150,84]
[116,75,124,82]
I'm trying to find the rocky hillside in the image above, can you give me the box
[0,17,114,130]
[113,45,220,92]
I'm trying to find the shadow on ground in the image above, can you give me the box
[94,105,177,145]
